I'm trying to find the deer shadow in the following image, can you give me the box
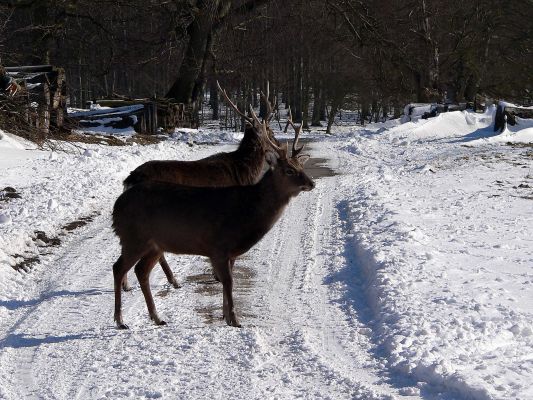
[0,289,110,311]
[0,331,100,349]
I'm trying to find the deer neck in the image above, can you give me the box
[232,131,265,184]
[236,130,262,158]
[254,169,292,209]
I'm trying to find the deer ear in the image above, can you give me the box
[297,155,310,165]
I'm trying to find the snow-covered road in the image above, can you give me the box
[0,141,409,399]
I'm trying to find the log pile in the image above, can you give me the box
[68,99,195,134]
[403,102,468,121]
[4,65,67,134]
[493,102,533,132]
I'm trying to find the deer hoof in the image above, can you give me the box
[171,280,181,289]
[224,314,241,328]
[156,320,167,326]
[122,285,133,292]
[117,323,129,330]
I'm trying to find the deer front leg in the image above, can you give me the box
[211,256,240,327]
[159,254,181,288]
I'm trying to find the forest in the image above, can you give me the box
[0,0,532,129]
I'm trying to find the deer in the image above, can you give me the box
[111,120,314,329]
[121,82,280,291]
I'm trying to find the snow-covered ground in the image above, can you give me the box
[0,109,532,399]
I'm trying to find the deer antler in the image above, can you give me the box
[286,107,304,158]
[217,80,254,126]
[248,105,281,152]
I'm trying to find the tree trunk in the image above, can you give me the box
[326,94,343,135]
[209,77,219,120]
[415,0,440,102]
[311,82,322,126]
[166,1,220,103]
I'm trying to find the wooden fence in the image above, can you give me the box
[4,65,67,134]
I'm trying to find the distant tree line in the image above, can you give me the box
[1,0,531,129]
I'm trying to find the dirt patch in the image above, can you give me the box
[506,142,533,148]
[9,212,100,272]
[186,273,220,296]
[188,264,258,325]
[1,187,22,202]
[12,254,40,272]
[33,231,61,247]
[305,157,337,179]
[62,214,97,231]
[155,288,173,298]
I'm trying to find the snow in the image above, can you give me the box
[0,109,532,399]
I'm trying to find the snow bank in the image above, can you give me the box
[385,109,495,142]
[471,117,533,145]
[332,110,533,399]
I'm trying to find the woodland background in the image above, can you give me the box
[0,0,531,127]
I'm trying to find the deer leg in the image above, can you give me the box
[212,258,233,283]
[159,254,181,288]
[211,256,240,327]
[135,250,166,326]
[113,255,138,329]
[122,274,133,292]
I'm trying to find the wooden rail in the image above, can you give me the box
[4,65,67,133]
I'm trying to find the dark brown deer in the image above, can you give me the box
[121,83,279,290]
[112,126,314,329]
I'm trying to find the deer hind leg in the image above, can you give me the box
[211,258,234,283]
[113,254,138,329]
[135,250,166,326]
[211,256,240,327]
[159,254,181,288]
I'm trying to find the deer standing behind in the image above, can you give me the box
[121,83,279,290]
[112,125,314,329]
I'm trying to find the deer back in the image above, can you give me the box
[123,125,267,189]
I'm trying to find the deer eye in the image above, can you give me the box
[285,168,296,176]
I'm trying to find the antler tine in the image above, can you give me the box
[249,104,262,127]
[265,122,283,152]
[291,122,305,158]
[217,80,254,126]
[250,104,282,153]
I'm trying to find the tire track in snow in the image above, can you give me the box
[237,144,411,399]
[0,213,118,399]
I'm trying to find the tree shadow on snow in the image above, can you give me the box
[450,126,500,143]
